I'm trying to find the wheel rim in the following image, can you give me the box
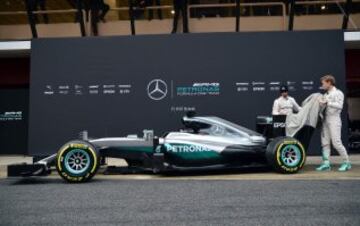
[280,144,301,167]
[64,149,91,175]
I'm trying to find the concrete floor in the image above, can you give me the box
[1,179,360,226]
[1,155,360,225]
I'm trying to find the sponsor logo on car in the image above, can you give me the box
[273,122,286,128]
[165,144,212,153]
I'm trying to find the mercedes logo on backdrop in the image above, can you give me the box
[147,79,168,100]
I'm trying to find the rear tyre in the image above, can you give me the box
[56,140,99,183]
[266,137,306,174]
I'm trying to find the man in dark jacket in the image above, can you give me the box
[171,0,189,33]
[28,0,49,23]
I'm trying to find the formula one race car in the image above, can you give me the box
[8,113,312,183]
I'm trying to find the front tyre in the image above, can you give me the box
[266,137,306,174]
[56,140,99,183]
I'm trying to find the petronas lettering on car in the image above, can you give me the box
[165,144,213,153]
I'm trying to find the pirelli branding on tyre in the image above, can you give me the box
[56,140,99,183]
[266,137,306,174]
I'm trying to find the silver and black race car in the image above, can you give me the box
[8,113,311,183]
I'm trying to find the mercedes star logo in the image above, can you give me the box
[147,79,168,101]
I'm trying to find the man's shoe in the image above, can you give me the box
[338,162,351,172]
[316,163,331,171]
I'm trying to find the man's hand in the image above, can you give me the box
[319,97,327,106]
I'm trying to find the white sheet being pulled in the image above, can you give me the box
[286,93,325,137]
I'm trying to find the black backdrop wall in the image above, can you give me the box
[0,58,29,155]
[29,30,347,156]
[0,89,29,154]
